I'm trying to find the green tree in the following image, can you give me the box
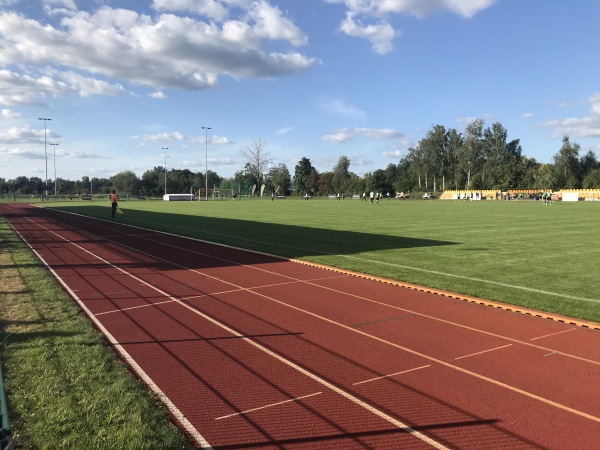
[553,136,581,188]
[268,163,292,195]
[332,155,351,194]
[533,164,556,190]
[419,124,451,192]
[293,157,313,195]
[307,167,320,196]
[141,167,162,196]
[582,168,600,188]
[580,150,599,181]
[318,171,334,196]
[482,122,522,189]
[112,170,140,195]
[456,119,484,189]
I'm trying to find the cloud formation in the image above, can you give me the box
[0,1,316,106]
[326,0,497,54]
[323,127,404,143]
[543,93,600,138]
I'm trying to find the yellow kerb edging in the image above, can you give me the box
[289,258,600,331]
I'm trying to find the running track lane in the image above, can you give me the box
[2,204,600,449]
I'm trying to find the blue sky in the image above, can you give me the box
[1,0,600,183]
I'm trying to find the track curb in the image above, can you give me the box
[288,258,600,332]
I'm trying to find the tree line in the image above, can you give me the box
[2,120,599,198]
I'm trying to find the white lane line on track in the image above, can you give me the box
[454,344,514,361]
[215,392,323,420]
[60,218,600,424]
[127,218,600,305]
[6,215,214,449]
[18,208,600,427]
[128,231,600,368]
[96,299,181,315]
[353,365,431,386]
[96,279,326,316]
[530,328,578,341]
[16,213,450,450]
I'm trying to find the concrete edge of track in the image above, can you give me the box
[31,205,600,332]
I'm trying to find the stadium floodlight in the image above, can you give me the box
[38,118,51,196]
[202,126,211,200]
[162,147,168,195]
[49,143,59,195]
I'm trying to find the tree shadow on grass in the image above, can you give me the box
[43,205,458,257]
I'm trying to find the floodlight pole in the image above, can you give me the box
[38,117,51,197]
[162,147,168,195]
[202,126,211,200]
[49,143,59,195]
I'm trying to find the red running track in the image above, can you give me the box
[2,203,600,449]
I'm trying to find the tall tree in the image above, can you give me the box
[457,119,484,188]
[553,136,581,188]
[332,155,351,193]
[307,167,320,196]
[112,170,140,194]
[239,138,272,188]
[419,125,450,192]
[579,150,599,181]
[293,157,313,195]
[482,122,522,189]
[268,163,292,195]
[533,164,556,190]
[318,171,334,195]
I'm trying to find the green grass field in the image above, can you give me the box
[47,197,600,323]
[1,197,598,447]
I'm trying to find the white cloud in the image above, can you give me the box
[1,108,20,119]
[210,135,232,145]
[543,92,600,138]
[69,151,112,159]
[326,0,496,53]
[276,126,295,135]
[0,147,46,159]
[142,131,186,142]
[0,4,316,105]
[323,127,404,143]
[152,0,230,21]
[149,91,167,99]
[0,126,60,144]
[326,0,496,19]
[323,129,354,143]
[339,13,397,55]
[382,149,403,157]
[0,69,128,106]
[522,112,534,120]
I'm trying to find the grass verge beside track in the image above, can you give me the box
[0,218,193,450]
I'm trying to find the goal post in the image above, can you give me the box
[197,188,234,200]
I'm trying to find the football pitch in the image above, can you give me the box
[44,197,600,324]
